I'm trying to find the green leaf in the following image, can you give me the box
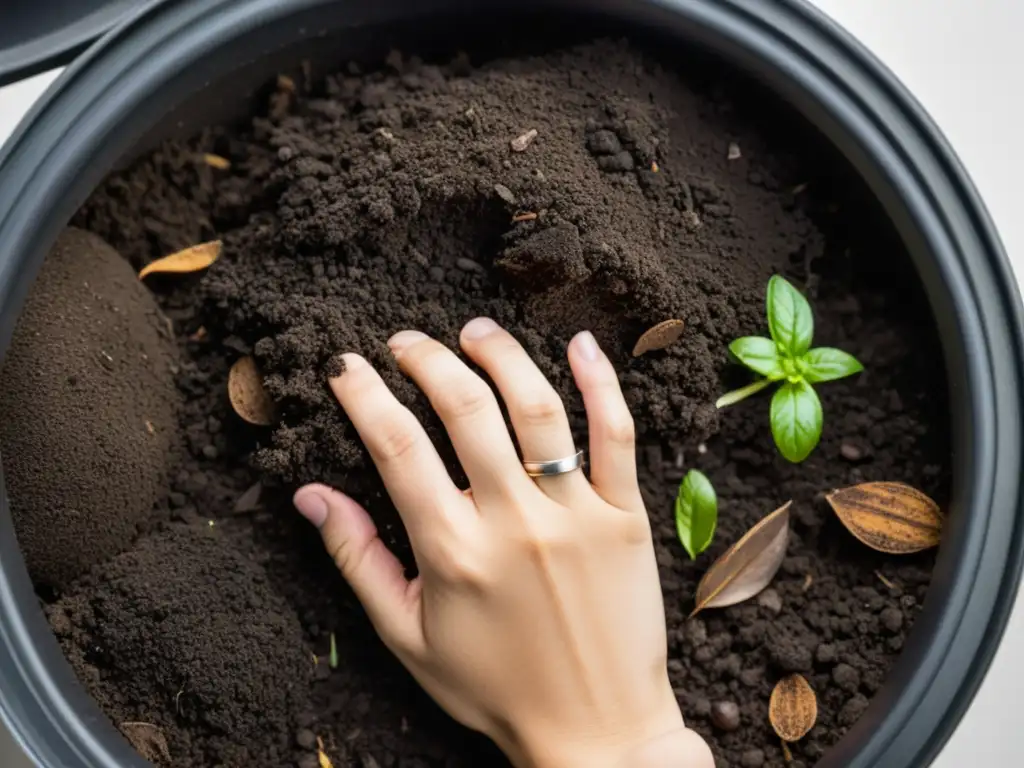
[770,380,823,463]
[675,469,718,559]
[801,347,864,384]
[729,337,786,380]
[766,275,814,357]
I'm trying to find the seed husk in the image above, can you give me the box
[120,722,171,763]
[138,240,222,279]
[826,481,942,554]
[769,674,817,742]
[632,319,685,357]
[228,356,275,426]
[203,153,231,170]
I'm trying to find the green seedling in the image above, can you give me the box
[329,632,338,670]
[716,275,864,463]
[675,469,718,559]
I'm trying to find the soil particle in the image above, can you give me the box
[0,228,181,589]
[710,700,741,731]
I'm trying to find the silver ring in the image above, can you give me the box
[523,450,585,477]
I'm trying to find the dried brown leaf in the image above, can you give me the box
[233,480,263,513]
[769,674,817,742]
[228,356,275,426]
[203,153,231,170]
[120,722,171,763]
[632,319,685,357]
[826,481,942,554]
[691,501,791,616]
[139,240,222,279]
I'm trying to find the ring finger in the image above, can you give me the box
[459,318,591,504]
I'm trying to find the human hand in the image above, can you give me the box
[293,318,714,768]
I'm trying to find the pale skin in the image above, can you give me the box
[292,317,715,768]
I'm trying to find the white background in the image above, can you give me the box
[0,1,1020,764]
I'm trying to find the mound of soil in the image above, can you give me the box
[33,39,948,768]
[0,227,181,589]
[51,525,312,766]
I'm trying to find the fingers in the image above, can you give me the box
[567,331,644,512]
[328,354,469,540]
[459,318,590,504]
[293,484,424,655]
[388,330,534,504]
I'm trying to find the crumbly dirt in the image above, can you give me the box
[21,39,949,767]
[0,227,181,589]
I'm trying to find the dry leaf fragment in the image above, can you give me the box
[632,319,685,357]
[139,240,222,280]
[691,501,791,616]
[769,674,817,742]
[826,481,942,554]
[228,356,275,426]
[510,128,538,152]
[203,153,231,170]
[120,722,171,763]
[233,480,263,513]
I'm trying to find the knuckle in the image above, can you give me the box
[435,379,494,421]
[373,414,422,463]
[516,393,564,427]
[601,411,636,446]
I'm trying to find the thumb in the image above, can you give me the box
[293,483,422,654]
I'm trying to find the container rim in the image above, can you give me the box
[1,1,1023,766]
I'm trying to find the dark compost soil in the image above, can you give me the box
[7,40,949,767]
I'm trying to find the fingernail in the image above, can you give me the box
[462,317,499,340]
[575,331,600,362]
[387,330,428,353]
[293,488,329,528]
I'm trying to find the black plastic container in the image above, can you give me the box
[1,1,1023,766]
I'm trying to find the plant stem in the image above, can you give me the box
[329,632,338,669]
[715,378,773,409]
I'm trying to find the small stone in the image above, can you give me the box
[297,756,319,768]
[880,606,904,633]
[767,634,813,672]
[510,128,538,152]
[710,701,741,731]
[756,588,782,614]
[727,142,742,160]
[839,693,870,726]
[667,659,684,676]
[207,416,222,434]
[840,442,863,461]
[685,619,708,647]
[455,257,485,274]
[691,697,711,718]
[295,728,317,750]
[168,492,187,508]
[202,444,218,460]
[740,748,765,768]
[832,662,861,692]
[739,667,764,687]
[815,643,838,664]
[493,183,516,204]
[428,266,445,282]
[587,129,621,155]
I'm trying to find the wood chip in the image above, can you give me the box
[228,356,275,426]
[769,674,817,742]
[632,319,685,357]
[139,240,222,280]
[120,722,171,763]
[727,142,742,160]
[826,481,942,554]
[691,501,791,616]
[203,153,231,170]
[510,128,538,152]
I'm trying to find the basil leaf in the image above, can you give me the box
[766,275,814,357]
[801,347,864,384]
[675,469,718,560]
[770,380,823,463]
[729,336,786,380]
